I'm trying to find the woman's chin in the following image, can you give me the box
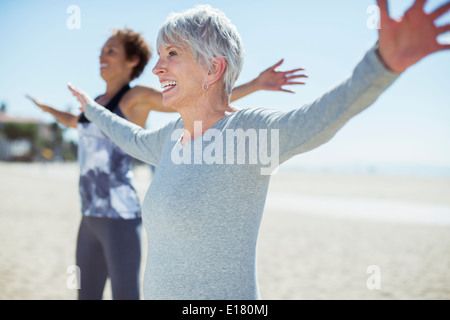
[162,97,177,110]
[99,71,111,82]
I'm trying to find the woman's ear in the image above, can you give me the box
[127,55,140,68]
[207,57,227,85]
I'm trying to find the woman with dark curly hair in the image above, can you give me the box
[27,28,306,300]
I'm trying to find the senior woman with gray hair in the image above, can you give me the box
[69,2,450,299]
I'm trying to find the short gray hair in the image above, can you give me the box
[156,5,244,96]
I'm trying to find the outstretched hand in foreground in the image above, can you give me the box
[377,0,450,73]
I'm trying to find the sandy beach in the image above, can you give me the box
[1,162,449,300]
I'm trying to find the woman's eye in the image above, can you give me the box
[100,49,115,56]
[168,51,177,56]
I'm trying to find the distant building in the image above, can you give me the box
[0,110,74,161]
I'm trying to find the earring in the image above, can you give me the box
[202,83,209,92]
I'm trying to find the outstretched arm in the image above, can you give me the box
[26,95,79,128]
[265,0,449,166]
[376,0,450,73]
[67,84,168,165]
[230,59,307,102]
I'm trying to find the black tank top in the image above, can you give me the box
[78,84,131,123]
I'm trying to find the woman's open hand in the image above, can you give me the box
[253,59,308,94]
[67,83,92,112]
[25,94,50,112]
[377,0,450,73]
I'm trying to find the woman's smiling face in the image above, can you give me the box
[99,36,136,82]
[152,43,208,110]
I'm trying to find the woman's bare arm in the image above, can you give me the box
[26,95,79,128]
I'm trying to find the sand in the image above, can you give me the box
[0,162,449,300]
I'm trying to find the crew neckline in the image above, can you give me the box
[177,110,240,147]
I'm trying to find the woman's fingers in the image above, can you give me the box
[430,1,450,21]
[282,68,305,75]
[67,83,89,111]
[285,81,306,85]
[68,83,88,101]
[25,94,39,104]
[437,24,450,35]
[25,94,46,109]
[67,83,81,96]
[285,74,308,80]
[376,0,391,21]
[269,59,285,71]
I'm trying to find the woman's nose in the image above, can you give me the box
[152,59,165,76]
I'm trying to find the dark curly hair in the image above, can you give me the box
[112,28,152,81]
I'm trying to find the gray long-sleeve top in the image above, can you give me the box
[84,44,399,299]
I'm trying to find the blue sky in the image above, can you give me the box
[1,0,449,174]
